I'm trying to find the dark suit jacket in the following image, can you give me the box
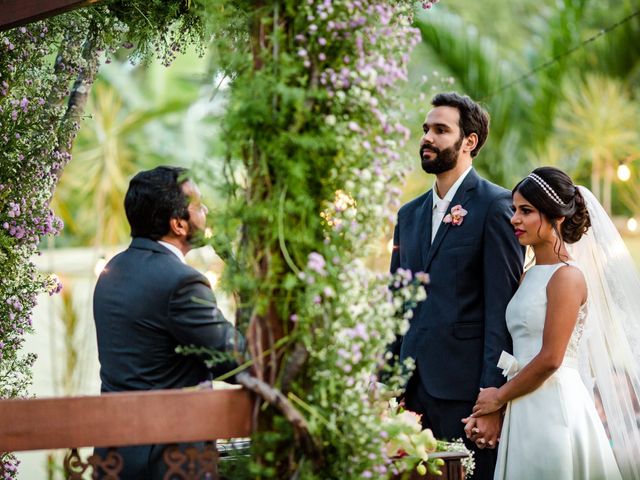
[93,237,243,478]
[94,237,243,392]
[391,169,523,401]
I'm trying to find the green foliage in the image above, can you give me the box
[194,1,443,477]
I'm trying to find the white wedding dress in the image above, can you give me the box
[494,263,623,479]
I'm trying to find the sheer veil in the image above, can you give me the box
[569,186,640,479]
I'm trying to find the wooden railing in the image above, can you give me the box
[0,388,465,479]
[0,0,101,32]
[0,388,253,478]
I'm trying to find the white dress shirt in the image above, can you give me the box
[157,240,186,264]
[431,166,472,243]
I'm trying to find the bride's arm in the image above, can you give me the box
[471,265,587,416]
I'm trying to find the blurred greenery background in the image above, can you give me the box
[50,0,640,261]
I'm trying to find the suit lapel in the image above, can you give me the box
[423,169,480,271]
[419,191,434,267]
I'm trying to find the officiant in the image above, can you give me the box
[93,166,245,479]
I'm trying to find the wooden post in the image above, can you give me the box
[0,0,100,32]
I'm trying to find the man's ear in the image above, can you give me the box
[168,217,188,237]
[464,133,478,154]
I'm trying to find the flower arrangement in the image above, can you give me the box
[383,398,476,478]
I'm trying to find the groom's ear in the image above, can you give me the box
[463,133,478,154]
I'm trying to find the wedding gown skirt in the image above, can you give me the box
[494,263,622,480]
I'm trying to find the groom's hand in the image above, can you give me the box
[462,411,502,449]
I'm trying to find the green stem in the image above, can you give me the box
[278,187,301,275]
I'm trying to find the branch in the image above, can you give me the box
[54,24,100,180]
[279,342,308,394]
[236,371,323,467]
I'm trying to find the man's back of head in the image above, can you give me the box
[124,166,189,240]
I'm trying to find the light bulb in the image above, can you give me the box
[617,164,631,182]
[94,257,107,276]
[627,218,638,233]
[205,270,219,288]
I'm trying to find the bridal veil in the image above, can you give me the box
[569,186,640,479]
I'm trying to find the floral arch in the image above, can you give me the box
[0,1,446,477]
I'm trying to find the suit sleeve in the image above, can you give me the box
[480,194,524,388]
[387,221,403,360]
[167,274,246,367]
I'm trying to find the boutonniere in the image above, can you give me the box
[443,204,468,226]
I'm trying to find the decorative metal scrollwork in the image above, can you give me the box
[163,441,219,480]
[63,448,123,480]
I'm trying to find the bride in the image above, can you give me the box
[468,166,640,479]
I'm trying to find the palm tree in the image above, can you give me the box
[552,74,640,213]
[52,53,215,248]
[414,0,590,187]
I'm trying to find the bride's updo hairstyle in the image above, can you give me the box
[512,166,591,245]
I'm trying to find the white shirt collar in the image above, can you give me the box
[433,165,473,209]
[157,240,186,264]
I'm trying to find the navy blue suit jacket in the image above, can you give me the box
[390,169,523,401]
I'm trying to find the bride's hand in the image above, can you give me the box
[471,387,504,417]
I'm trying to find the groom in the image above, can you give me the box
[390,93,523,479]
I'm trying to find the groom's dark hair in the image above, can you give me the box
[124,166,191,240]
[431,92,490,158]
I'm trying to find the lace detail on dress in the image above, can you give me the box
[565,302,587,360]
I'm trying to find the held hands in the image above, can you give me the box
[462,410,502,449]
[471,387,505,417]
[462,386,506,449]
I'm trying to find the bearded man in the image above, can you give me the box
[93,166,244,478]
[390,93,524,479]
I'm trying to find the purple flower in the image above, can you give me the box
[307,252,327,276]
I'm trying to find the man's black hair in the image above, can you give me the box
[124,166,190,240]
[431,92,490,157]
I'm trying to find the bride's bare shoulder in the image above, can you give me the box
[548,264,587,302]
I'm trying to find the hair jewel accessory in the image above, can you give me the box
[527,173,567,206]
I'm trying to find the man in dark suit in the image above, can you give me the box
[93,166,244,478]
[390,93,523,479]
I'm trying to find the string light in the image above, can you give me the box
[94,256,107,276]
[205,270,219,288]
[482,9,640,101]
[617,164,631,182]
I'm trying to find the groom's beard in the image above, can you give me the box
[420,135,464,174]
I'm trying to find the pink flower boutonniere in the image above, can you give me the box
[443,204,468,226]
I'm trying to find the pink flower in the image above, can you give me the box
[442,204,468,226]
